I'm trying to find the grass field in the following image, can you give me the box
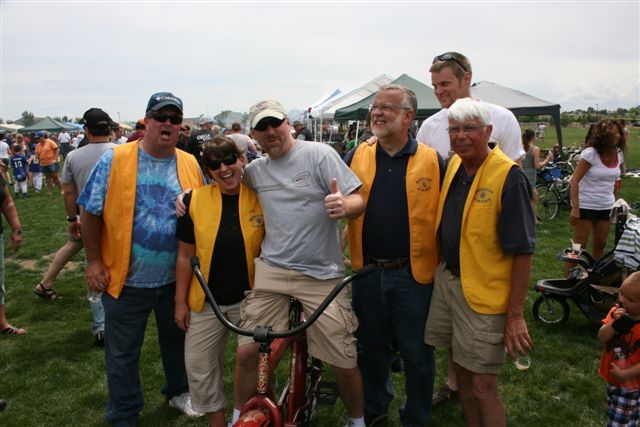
[0,127,638,426]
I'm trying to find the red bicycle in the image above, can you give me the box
[191,257,374,427]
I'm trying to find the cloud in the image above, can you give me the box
[1,1,638,121]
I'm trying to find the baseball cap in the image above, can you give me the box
[146,92,183,114]
[35,131,45,138]
[198,115,214,125]
[83,108,113,132]
[249,100,286,129]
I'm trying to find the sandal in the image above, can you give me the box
[432,384,458,407]
[1,325,26,335]
[33,282,58,300]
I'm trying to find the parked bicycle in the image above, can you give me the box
[536,161,574,220]
[192,256,375,427]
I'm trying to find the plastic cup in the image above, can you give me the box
[87,289,103,303]
[505,346,531,371]
[514,355,531,371]
[572,242,581,252]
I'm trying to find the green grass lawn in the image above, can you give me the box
[0,130,638,426]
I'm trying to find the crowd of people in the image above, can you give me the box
[0,50,635,427]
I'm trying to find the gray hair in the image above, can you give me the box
[447,98,490,125]
[377,84,417,113]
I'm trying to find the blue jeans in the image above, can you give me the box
[102,284,189,426]
[352,266,435,427]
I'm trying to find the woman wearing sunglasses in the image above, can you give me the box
[174,136,264,427]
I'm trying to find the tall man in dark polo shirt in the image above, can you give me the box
[344,84,445,427]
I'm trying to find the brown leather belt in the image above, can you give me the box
[366,256,410,270]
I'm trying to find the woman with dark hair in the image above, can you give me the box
[522,128,551,223]
[569,119,625,269]
[174,136,264,427]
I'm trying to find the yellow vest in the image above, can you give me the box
[102,140,204,298]
[348,142,440,284]
[186,184,264,312]
[435,147,515,314]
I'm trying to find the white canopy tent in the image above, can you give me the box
[308,74,393,141]
[0,123,23,132]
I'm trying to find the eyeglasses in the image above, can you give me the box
[206,153,238,171]
[368,104,410,113]
[150,113,183,125]
[432,53,468,73]
[447,125,484,135]
[254,117,285,132]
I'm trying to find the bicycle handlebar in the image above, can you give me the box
[191,256,375,343]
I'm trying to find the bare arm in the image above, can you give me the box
[598,309,625,344]
[569,158,590,225]
[62,182,81,239]
[324,178,365,220]
[343,191,365,219]
[532,146,550,170]
[504,253,533,358]
[1,190,22,252]
[175,241,196,332]
[81,210,109,292]
[247,140,257,154]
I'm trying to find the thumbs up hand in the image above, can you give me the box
[325,178,345,219]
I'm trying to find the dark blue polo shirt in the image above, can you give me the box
[344,138,445,259]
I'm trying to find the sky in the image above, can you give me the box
[1,0,638,123]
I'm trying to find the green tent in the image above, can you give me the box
[334,74,441,121]
[18,116,78,134]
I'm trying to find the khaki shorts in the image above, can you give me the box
[238,258,358,369]
[185,302,241,413]
[425,263,506,374]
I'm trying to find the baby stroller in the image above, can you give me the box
[532,203,634,325]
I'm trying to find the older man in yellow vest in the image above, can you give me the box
[79,92,204,426]
[425,97,535,427]
[344,84,445,427]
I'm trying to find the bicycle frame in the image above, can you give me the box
[191,257,374,427]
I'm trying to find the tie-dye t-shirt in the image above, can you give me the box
[78,147,182,287]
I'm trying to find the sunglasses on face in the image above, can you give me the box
[432,53,468,73]
[254,117,285,132]
[206,153,238,171]
[150,113,183,125]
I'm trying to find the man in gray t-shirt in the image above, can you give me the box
[34,108,116,347]
[232,99,367,427]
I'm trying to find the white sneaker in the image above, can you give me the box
[169,392,203,418]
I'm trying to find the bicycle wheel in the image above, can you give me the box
[536,184,559,220]
[532,295,570,324]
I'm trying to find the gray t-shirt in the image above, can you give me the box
[227,133,252,153]
[61,142,116,192]
[243,140,361,279]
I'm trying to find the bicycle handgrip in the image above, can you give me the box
[354,264,376,277]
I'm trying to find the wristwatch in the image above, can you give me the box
[66,215,78,222]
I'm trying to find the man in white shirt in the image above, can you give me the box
[416,52,524,163]
[58,130,71,159]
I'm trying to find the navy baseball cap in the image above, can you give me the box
[146,92,183,114]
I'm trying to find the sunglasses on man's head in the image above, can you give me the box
[254,117,285,132]
[432,53,468,73]
[206,153,238,171]
[150,113,183,125]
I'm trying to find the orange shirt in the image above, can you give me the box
[599,306,640,386]
[35,139,59,166]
